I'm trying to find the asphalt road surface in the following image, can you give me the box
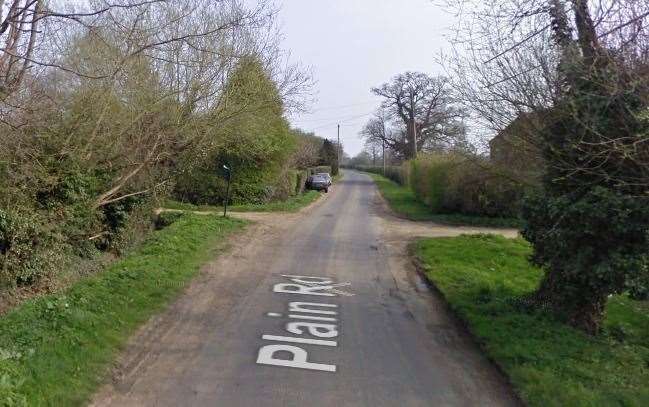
[91,171,521,407]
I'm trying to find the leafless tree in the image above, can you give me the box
[371,72,465,159]
[441,0,649,158]
[289,128,322,169]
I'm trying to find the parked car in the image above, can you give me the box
[315,172,332,186]
[307,174,329,193]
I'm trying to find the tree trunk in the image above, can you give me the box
[535,0,609,336]
[407,119,417,160]
[534,268,607,334]
[548,0,572,52]
[571,0,600,61]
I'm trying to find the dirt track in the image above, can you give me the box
[91,170,520,407]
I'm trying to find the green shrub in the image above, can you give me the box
[154,212,184,229]
[409,155,452,211]
[350,154,529,219]
[346,165,408,185]
[440,157,527,218]
[0,208,69,287]
[172,57,295,206]
[522,187,649,332]
[0,154,162,289]
[269,166,298,201]
[408,154,527,218]
[295,170,309,195]
[102,198,155,254]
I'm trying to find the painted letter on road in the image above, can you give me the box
[257,344,336,372]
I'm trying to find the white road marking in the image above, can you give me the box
[288,314,337,322]
[302,281,355,297]
[257,345,336,372]
[257,275,349,373]
[288,301,338,314]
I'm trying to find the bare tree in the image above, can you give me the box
[289,128,322,169]
[442,0,649,182]
[371,72,464,159]
[359,109,400,157]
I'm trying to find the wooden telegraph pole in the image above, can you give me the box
[337,124,341,166]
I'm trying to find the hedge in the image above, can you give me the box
[347,154,532,219]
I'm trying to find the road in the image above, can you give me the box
[91,171,521,407]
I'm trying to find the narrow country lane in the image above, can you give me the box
[91,171,521,407]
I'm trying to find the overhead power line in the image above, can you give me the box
[303,101,378,113]
[303,112,374,131]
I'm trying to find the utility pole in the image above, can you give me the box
[381,109,386,175]
[382,139,386,175]
[337,124,341,167]
[412,118,417,159]
[222,165,231,217]
[409,94,417,159]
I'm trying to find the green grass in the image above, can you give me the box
[163,190,322,213]
[414,234,649,407]
[0,214,247,406]
[367,173,522,228]
[229,190,321,212]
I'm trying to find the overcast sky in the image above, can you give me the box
[278,0,455,156]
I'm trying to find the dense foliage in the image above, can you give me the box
[173,58,296,205]
[318,139,339,176]
[350,153,528,220]
[522,55,649,333]
[0,54,309,296]
[0,1,321,302]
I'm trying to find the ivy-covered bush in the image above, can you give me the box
[523,188,649,309]
[0,152,162,287]
[0,208,68,287]
[522,54,649,333]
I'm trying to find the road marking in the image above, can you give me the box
[289,301,338,314]
[286,321,338,338]
[302,281,355,297]
[274,275,355,297]
[288,314,337,322]
[256,275,350,373]
[257,345,337,373]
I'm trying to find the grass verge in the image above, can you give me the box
[414,234,649,407]
[163,190,322,213]
[0,214,247,406]
[367,172,521,228]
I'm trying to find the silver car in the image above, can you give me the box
[315,173,332,186]
[308,174,329,192]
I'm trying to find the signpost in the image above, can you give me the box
[222,164,231,217]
